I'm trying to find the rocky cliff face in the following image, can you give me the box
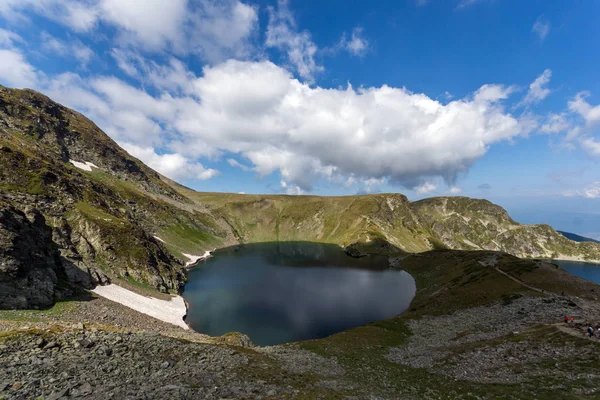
[0,204,71,308]
[1,84,599,309]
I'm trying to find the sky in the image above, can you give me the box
[0,0,599,237]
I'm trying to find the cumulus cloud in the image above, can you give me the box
[340,27,369,57]
[563,182,600,199]
[580,138,600,157]
[448,187,462,194]
[123,143,220,181]
[532,15,550,41]
[266,0,323,82]
[98,0,188,51]
[38,58,539,192]
[477,183,491,190]
[415,182,437,195]
[569,92,600,126]
[565,92,600,147]
[0,49,39,88]
[522,69,552,105]
[280,180,304,195]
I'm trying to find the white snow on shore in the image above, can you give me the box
[69,160,98,172]
[153,236,165,243]
[91,284,189,330]
[183,250,213,266]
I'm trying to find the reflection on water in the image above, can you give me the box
[553,259,600,284]
[183,242,416,346]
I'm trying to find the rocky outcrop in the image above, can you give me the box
[0,205,102,309]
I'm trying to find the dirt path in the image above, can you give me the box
[493,266,545,293]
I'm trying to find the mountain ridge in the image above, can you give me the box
[1,84,600,308]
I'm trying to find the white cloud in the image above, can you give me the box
[341,27,369,57]
[522,69,551,105]
[569,92,600,126]
[415,182,437,195]
[266,0,323,82]
[540,113,569,134]
[123,143,219,181]
[1,0,258,61]
[280,180,304,195]
[189,0,258,62]
[416,0,430,6]
[448,187,462,194]
[99,0,187,51]
[227,158,251,171]
[0,28,22,47]
[580,138,600,157]
[456,0,490,9]
[563,182,600,199]
[24,57,537,192]
[41,32,94,67]
[0,49,38,88]
[532,15,550,41]
[0,0,99,31]
[473,84,514,103]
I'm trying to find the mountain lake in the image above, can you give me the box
[553,259,600,285]
[182,242,416,346]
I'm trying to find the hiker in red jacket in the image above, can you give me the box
[564,315,569,324]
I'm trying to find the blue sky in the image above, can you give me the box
[0,0,599,236]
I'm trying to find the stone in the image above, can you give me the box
[78,338,94,349]
[47,387,70,400]
[43,341,59,350]
[78,382,93,396]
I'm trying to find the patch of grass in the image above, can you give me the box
[0,301,78,323]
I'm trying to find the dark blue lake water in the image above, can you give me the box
[182,242,415,346]
[553,260,600,285]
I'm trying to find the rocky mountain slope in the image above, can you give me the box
[1,84,600,308]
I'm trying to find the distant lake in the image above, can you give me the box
[553,260,600,284]
[182,242,415,346]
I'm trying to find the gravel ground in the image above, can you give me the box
[387,295,600,388]
[0,327,285,400]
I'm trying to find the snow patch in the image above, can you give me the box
[153,236,165,243]
[69,160,98,172]
[183,251,213,267]
[91,284,188,330]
